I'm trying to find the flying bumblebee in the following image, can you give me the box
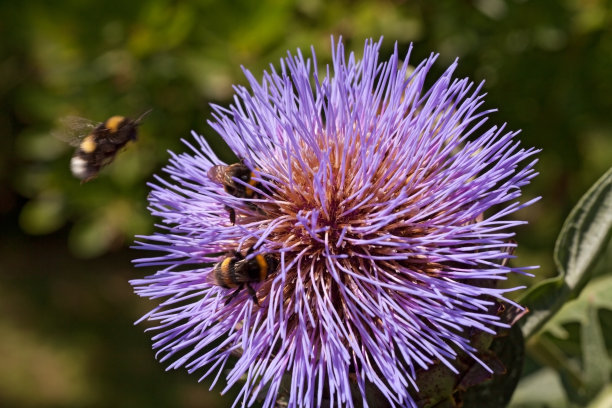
[211,247,278,305]
[56,109,152,182]
[207,162,272,224]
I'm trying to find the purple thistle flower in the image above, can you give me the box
[131,38,539,408]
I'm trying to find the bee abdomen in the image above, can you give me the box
[213,257,239,288]
[79,134,97,153]
[70,155,88,179]
[70,154,99,181]
[254,254,268,281]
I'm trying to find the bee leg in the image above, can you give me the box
[224,205,236,224]
[248,201,270,218]
[224,285,243,305]
[246,283,259,306]
[246,202,263,216]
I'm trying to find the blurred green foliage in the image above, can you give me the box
[1,0,611,407]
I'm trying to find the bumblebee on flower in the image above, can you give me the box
[132,38,539,407]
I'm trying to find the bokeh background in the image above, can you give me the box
[1,1,611,407]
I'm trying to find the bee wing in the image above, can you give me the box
[205,265,220,285]
[53,116,100,146]
[207,165,229,185]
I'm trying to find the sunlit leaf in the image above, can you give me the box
[588,384,612,408]
[535,275,612,406]
[546,275,612,330]
[509,367,568,408]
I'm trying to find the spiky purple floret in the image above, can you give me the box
[131,38,539,408]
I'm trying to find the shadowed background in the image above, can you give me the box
[1,1,611,407]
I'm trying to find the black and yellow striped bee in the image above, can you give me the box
[211,247,278,305]
[56,110,151,182]
[207,162,271,224]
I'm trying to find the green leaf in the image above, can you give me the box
[542,275,612,405]
[546,274,612,330]
[520,166,612,339]
[18,194,67,235]
[518,277,569,340]
[581,303,610,401]
[523,275,612,406]
[68,215,117,258]
[554,167,612,289]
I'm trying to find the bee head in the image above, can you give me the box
[129,109,153,141]
[126,124,139,141]
[229,163,252,181]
